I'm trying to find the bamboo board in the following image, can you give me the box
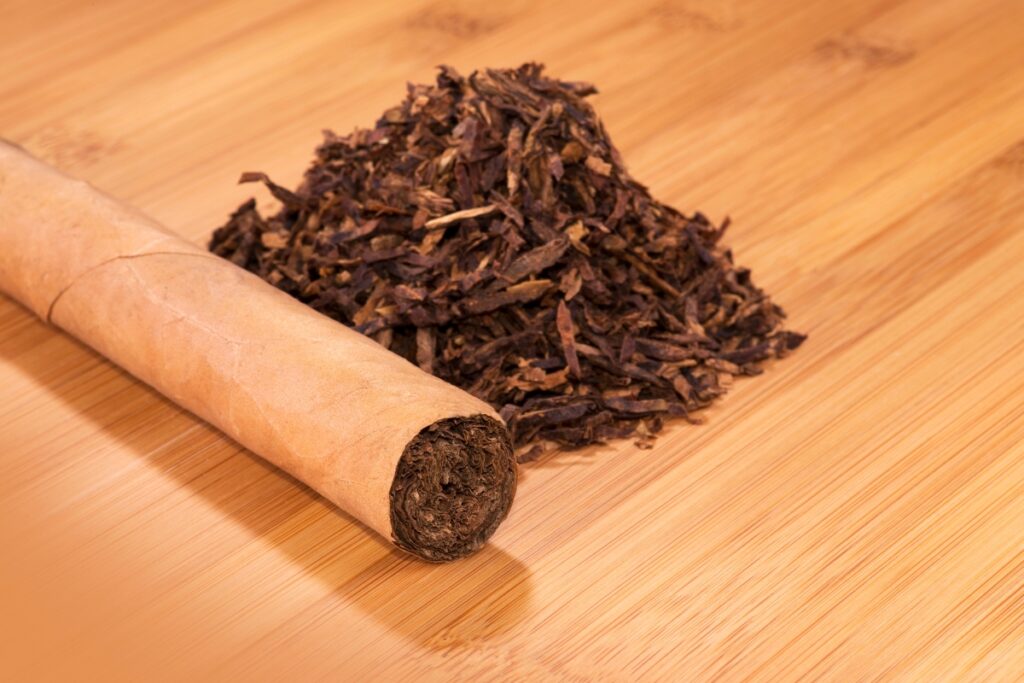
[2,0,1023,679]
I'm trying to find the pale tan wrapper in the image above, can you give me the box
[0,141,509,553]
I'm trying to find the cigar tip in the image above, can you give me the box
[390,414,517,562]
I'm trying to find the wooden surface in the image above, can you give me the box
[2,0,1023,679]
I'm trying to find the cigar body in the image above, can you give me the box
[0,141,516,561]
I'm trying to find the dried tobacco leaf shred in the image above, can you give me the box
[210,63,805,459]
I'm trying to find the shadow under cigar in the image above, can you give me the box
[0,301,533,651]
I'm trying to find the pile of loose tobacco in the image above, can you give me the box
[209,63,804,460]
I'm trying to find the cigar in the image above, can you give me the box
[0,141,517,562]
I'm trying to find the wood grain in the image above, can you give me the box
[2,0,1023,679]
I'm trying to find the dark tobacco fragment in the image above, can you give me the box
[210,63,805,459]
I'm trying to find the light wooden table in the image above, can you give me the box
[2,0,1023,679]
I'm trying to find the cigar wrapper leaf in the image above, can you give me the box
[0,141,517,562]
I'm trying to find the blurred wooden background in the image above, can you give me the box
[2,0,1023,679]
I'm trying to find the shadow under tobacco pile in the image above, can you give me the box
[1,307,533,651]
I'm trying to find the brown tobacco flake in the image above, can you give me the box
[260,232,288,249]
[556,299,582,379]
[424,204,499,229]
[501,238,569,284]
[209,63,805,458]
[462,279,552,315]
[584,155,613,176]
[416,326,435,374]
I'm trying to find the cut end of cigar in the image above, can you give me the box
[390,414,516,562]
